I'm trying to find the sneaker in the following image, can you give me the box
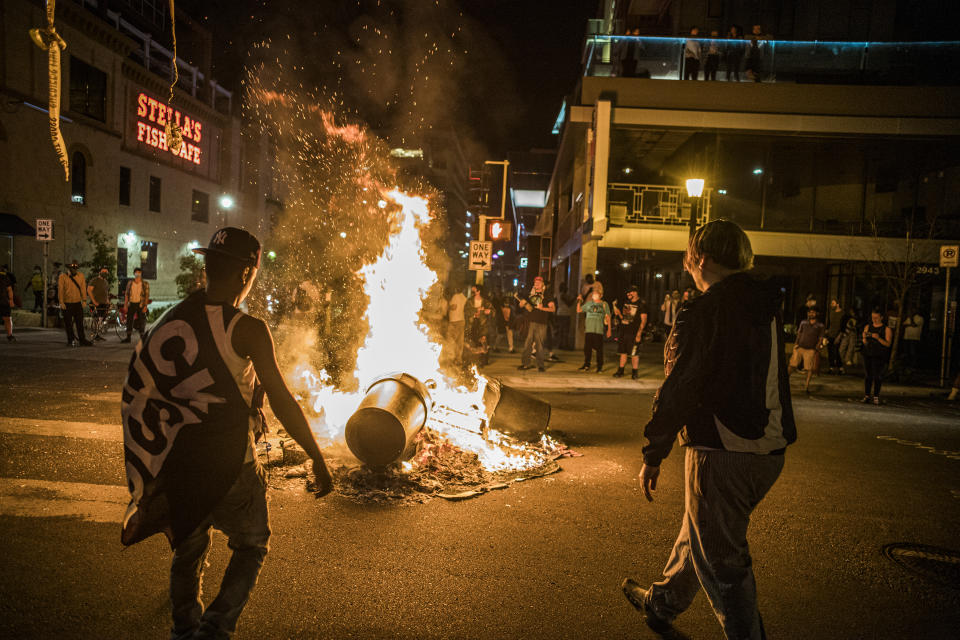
[79,340,94,347]
[595,366,602,373]
[538,366,546,372]
[121,337,132,344]
[577,364,590,371]
[612,369,625,378]
[94,335,105,342]
[517,364,532,370]
[621,578,672,634]
[839,368,846,375]
[860,395,872,403]
[6,335,14,342]
[548,354,561,362]
[631,370,638,380]
[70,340,79,347]
[872,396,881,405]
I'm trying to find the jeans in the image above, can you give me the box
[127,303,147,339]
[827,336,842,369]
[170,461,271,640]
[521,321,548,368]
[684,57,700,80]
[583,332,603,367]
[863,355,886,397]
[62,302,86,344]
[647,448,784,640]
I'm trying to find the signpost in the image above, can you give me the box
[468,240,493,272]
[36,219,54,328]
[939,245,957,387]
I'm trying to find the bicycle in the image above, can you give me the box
[84,300,127,340]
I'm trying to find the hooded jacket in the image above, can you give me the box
[642,271,796,466]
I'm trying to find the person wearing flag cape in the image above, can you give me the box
[121,227,333,640]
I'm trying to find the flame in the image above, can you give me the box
[254,87,553,472]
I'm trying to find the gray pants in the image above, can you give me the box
[521,321,548,368]
[647,448,784,640]
[170,461,271,640]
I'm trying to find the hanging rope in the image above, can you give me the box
[164,0,184,153]
[29,0,69,181]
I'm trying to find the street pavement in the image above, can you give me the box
[1,327,959,639]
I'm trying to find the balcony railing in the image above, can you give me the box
[73,0,233,114]
[607,183,711,228]
[584,35,960,85]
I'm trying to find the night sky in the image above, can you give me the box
[185,0,598,158]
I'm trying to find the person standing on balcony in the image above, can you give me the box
[724,25,745,81]
[620,27,640,78]
[704,30,721,80]
[683,27,701,80]
[745,24,766,82]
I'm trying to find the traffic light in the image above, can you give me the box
[486,219,512,241]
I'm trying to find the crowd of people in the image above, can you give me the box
[0,261,150,346]
[617,23,771,82]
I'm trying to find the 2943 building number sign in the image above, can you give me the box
[135,92,203,165]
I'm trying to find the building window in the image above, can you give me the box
[140,241,158,280]
[71,152,86,204]
[69,57,107,122]
[149,176,162,212]
[191,190,209,223]
[119,167,131,206]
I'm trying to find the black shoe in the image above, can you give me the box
[94,335,105,341]
[548,355,561,362]
[631,370,638,380]
[621,578,672,634]
[517,364,532,370]
[121,337,131,343]
[538,366,546,372]
[79,340,94,346]
[577,364,590,371]
[860,395,872,403]
[612,369,625,378]
[6,335,14,342]
[595,366,602,373]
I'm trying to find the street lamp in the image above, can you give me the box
[686,178,704,238]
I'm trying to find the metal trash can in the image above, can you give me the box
[345,373,432,467]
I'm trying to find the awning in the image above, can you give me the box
[0,214,36,236]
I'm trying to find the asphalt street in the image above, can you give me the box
[1,327,959,639]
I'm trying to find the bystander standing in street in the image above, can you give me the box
[826,299,846,374]
[501,295,515,353]
[26,265,43,312]
[683,27,701,80]
[660,293,676,336]
[861,310,893,405]
[555,284,574,351]
[122,268,150,343]
[87,267,111,341]
[839,307,859,368]
[444,285,467,368]
[1,266,14,342]
[622,219,795,640]
[613,286,648,379]
[59,260,92,347]
[902,309,924,371]
[517,276,555,372]
[577,289,610,372]
[789,307,826,393]
[121,227,333,640]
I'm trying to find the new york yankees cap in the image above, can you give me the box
[193,227,261,267]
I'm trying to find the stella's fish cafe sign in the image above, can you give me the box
[134,92,203,165]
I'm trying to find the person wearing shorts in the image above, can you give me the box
[613,286,648,379]
[789,307,825,392]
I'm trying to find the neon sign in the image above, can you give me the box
[135,93,202,165]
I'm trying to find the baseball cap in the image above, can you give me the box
[193,227,261,267]
[68,259,79,268]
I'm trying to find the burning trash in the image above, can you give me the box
[243,74,574,503]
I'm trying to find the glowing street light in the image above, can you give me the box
[219,194,235,209]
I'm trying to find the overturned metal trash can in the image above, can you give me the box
[482,378,551,440]
[345,373,432,467]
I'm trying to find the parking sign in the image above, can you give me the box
[940,245,958,268]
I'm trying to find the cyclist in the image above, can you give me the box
[87,267,111,341]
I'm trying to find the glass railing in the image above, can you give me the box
[583,36,960,85]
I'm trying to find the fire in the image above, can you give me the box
[296,188,552,472]
[250,85,555,473]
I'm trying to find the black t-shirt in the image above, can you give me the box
[526,291,555,325]
[0,274,11,307]
[618,299,648,331]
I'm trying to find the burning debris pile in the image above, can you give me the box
[243,69,573,502]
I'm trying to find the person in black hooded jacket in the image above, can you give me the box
[622,220,796,640]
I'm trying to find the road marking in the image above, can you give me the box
[0,417,122,442]
[0,478,127,523]
[876,435,960,461]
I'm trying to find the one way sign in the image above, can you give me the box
[469,240,493,271]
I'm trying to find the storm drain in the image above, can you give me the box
[882,543,960,590]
